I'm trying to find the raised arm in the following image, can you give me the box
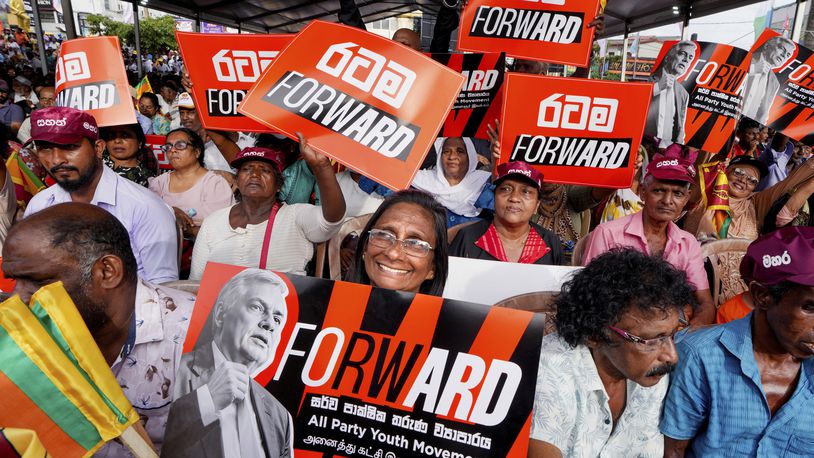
[297,132,346,223]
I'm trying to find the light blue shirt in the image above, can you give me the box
[660,313,814,457]
[24,165,179,283]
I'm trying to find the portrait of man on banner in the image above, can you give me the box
[163,269,294,458]
[742,35,796,124]
[647,41,697,147]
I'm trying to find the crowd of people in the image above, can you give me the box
[0,0,813,456]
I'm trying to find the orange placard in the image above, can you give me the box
[175,32,294,132]
[458,0,601,67]
[499,74,652,188]
[145,134,172,170]
[54,36,136,127]
[239,20,465,190]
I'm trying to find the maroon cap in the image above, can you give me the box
[740,226,814,286]
[645,154,696,183]
[230,147,285,173]
[26,106,99,147]
[494,161,544,190]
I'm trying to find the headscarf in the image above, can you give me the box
[412,137,491,217]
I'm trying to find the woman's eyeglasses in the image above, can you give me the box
[607,315,690,352]
[160,141,191,153]
[732,167,760,187]
[367,228,434,258]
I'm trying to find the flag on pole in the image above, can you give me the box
[135,75,153,99]
[0,283,143,457]
[6,148,45,210]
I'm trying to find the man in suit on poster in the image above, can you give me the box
[163,269,293,458]
[741,36,796,125]
[646,41,697,147]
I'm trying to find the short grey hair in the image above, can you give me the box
[212,269,289,332]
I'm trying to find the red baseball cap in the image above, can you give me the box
[25,106,99,147]
[494,161,544,190]
[645,154,696,184]
[230,147,286,174]
[740,226,814,286]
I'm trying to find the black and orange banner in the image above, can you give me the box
[431,52,505,140]
[175,32,294,132]
[164,263,543,457]
[54,36,136,127]
[499,73,652,188]
[457,0,601,67]
[647,41,750,154]
[747,29,814,145]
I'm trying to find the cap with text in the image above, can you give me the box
[25,106,99,147]
[645,154,696,184]
[230,147,286,173]
[177,92,195,109]
[494,161,544,190]
[740,226,814,286]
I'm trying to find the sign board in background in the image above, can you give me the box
[54,36,136,127]
[457,0,601,67]
[499,73,652,188]
[431,52,505,140]
[167,263,544,457]
[175,32,294,132]
[145,134,171,170]
[240,21,464,190]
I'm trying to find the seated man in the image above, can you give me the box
[530,248,695,457]
[582,155,715,325]
[2,203,196,455]
[22,106,178,283]
[661,226,814,457]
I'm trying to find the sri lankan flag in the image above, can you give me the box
[0,283,141,457]
[699,160,731,238]
[0,428,50,457]
[135,75,153,99]
[6,149,45,210]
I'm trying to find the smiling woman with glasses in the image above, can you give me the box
[350,190,449,296]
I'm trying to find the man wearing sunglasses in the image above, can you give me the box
[662,226,814,457]
[529,248,695,457]
[22,106,178,283]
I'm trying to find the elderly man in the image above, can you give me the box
[2,203,196,455]
[23,106,178,283]
[646,41,697,146]
[177,92,240,173]
[164,268,293,458]
[16,85,55,144]
[583,155,715,325]
[530,248,695,457]
[661,226,814,456]
[742,35,796,124]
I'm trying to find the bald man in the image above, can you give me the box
[392,27,421,50]
[2,203,196,455]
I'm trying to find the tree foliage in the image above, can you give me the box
[85,14,177,54]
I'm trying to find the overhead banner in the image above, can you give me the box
[54,36,136,127]
[431,52,505,139]
[457,0,601,67]
[746,29,814,145]
[239,20,465,190]
[145,134,172,170]
[499,73,652,188]
[175,32,294,132]
[163,263,543,458]
[646,40,750,154]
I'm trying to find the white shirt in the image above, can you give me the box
[530,334,667,458]
[656,82,675,147]
[204,140,233,173]
[335,170,383,218]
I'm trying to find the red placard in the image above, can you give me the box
[458,0,601,67]
[499,74,652,188]
[145,134,171,170]
[54,36,136,127]
[175,32,294,132]
[239,21,464,190]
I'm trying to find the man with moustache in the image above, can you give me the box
[163,269,293,458]
[22,106,178,283]
[742,36,796,125]
[646,41,697,147]
[662,226,814,457]
[582,155,715,325]
[529,248,695,457]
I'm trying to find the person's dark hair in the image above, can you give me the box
[350,190,448,296]
[555,247,696,347]
[44,206,138,284]
[167,127,206,167]
[767,280,796,302]
[101,123,151,165]
[738,117,760,133]
[139,92,160,111]
[159,79,178,93]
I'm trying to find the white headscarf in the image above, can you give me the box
[412,137,491,217]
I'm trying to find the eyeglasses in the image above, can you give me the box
[607,315,690,352]
[367,228,434,258]
[160,141,191,153]
[138,104,155,111]
[731,167,760,187]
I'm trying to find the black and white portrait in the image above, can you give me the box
[162,269,294,458]
[646,41,697,147]
[741,36,795,124]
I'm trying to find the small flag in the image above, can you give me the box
[6,148,45,211]
[135,75,153,99]
[699,161,731,239]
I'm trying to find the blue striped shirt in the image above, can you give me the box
[660,313,814,457]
